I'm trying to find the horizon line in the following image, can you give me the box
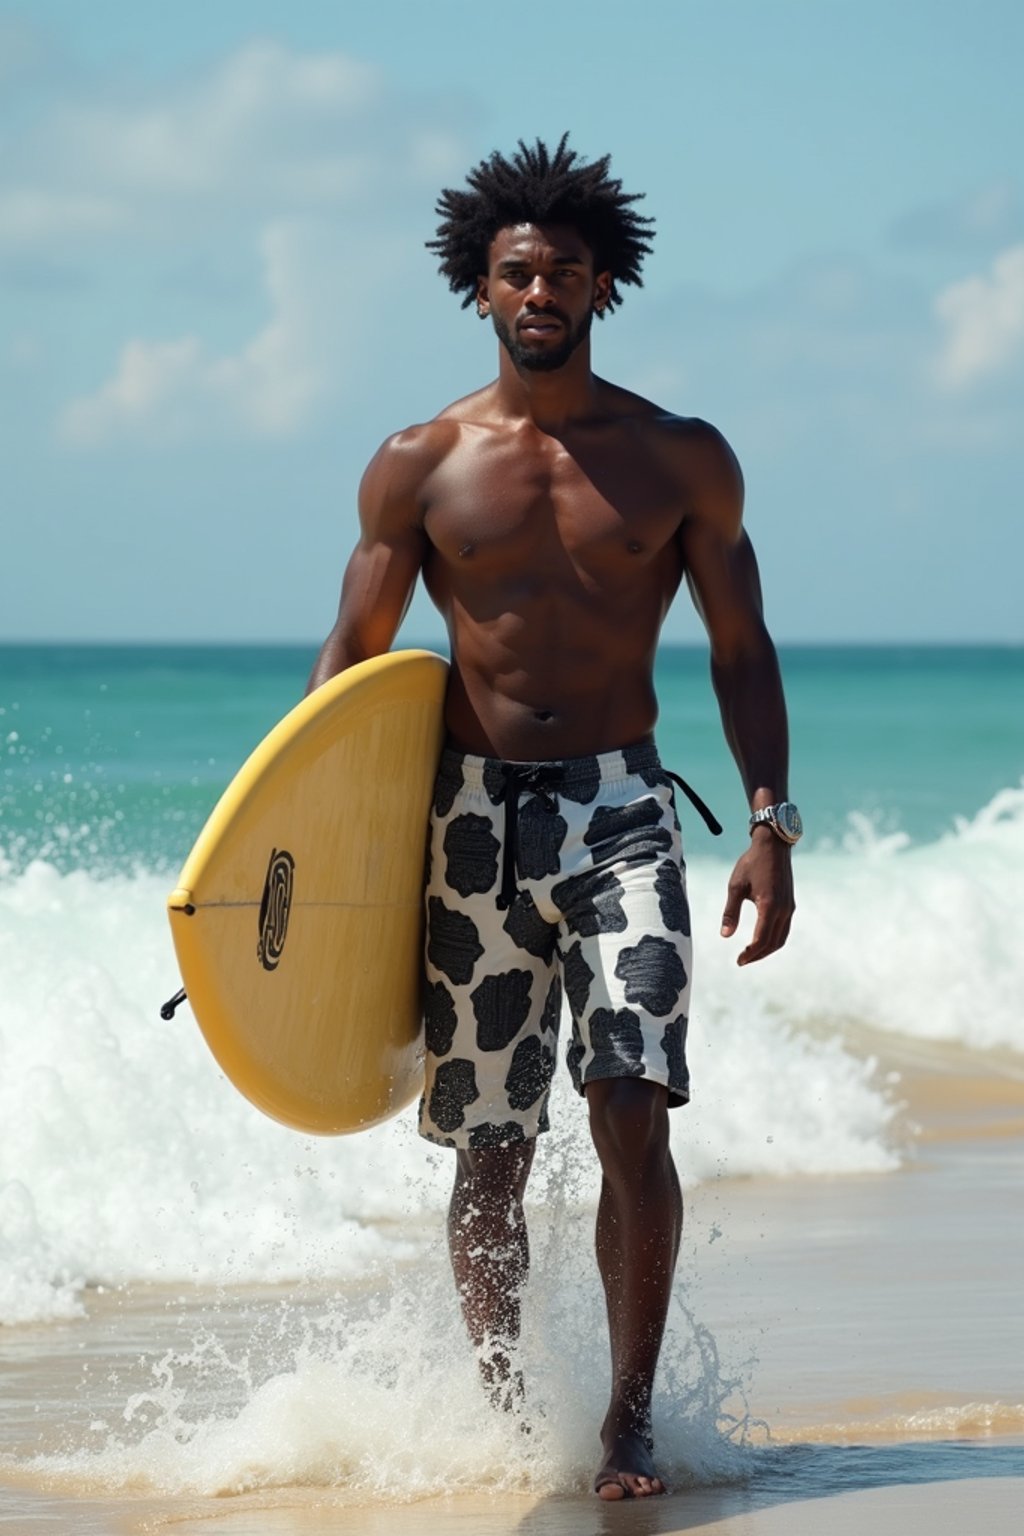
[1,637,1021,650]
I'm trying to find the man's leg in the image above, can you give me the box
[587,1078,681,1499]
[448,1139,537,1410]
[551,753,691,1496]
[421,750,557,1406]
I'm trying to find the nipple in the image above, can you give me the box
[458,543,474,558]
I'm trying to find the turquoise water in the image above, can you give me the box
[1,643,1021,872]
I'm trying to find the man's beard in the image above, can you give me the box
[492,307,593,372]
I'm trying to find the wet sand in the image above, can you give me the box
[165,1472,1024,1536]
[2,1046,1022,1536]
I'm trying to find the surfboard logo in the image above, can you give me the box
[257,847,295,971]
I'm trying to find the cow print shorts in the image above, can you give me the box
[418,742,693,1149]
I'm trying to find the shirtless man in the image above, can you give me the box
[308,137,797,1499]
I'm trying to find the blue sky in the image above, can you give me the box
[2,0,1022,643]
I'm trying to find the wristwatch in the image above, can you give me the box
[749,802,803,845]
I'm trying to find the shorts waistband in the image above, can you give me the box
[437,741,663,793]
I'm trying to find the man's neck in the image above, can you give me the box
[493,344,603,431]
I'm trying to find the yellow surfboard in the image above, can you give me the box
[167,650,449,1135]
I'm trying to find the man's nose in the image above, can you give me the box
[525,275,556,306]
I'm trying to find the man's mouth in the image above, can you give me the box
[518,316,565,335]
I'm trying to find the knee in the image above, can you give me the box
[587,1079,669,1177]
[454,1141,535,1205]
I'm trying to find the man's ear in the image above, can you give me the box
[593,270,612,314]
[476,276,490,318]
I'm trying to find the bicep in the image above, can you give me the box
[328,437,430,658]
[677,429,766,661]
[332,529,426,657]
[683,523,765,650]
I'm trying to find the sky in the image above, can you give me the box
[2,0,1022,645]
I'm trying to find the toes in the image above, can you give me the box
[596,1475,657,1499]
[615,1474,666,1498]
[597,1480,626,1501]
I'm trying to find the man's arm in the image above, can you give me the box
[306,428,435,694]
[677,422,795,965]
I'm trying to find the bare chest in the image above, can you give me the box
[423,431,685,579]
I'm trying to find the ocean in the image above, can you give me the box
[1,642,1022,1528]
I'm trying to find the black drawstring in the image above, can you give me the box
[663,770,723,837]
[495,763,565,909]
[493,758,721,910]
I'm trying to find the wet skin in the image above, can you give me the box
[309,222,795,1496]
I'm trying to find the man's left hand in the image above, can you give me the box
[719,830,795,965]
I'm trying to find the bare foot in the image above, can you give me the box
[478,1345,528,1423]
[594,1428,667,1500]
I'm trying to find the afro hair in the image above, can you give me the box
[427,133,655,315]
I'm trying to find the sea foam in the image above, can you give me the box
[24,1211,757,1498]
[2,785,1021,1326]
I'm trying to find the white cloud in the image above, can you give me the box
[60,223,337,446]
[933,244,1024,389]
[61,336,204,445]
[52,42,382,207]
[7,39,463,252]
[2,37,469,445]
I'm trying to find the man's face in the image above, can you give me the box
[478,223,611,372]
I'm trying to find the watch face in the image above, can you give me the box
[778,802,803,841]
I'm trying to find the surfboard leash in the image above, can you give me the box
[160,986,187,1020]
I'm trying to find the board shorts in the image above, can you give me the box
[417,742,695,1150]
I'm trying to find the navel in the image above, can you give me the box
[534,709,554,723]
[627,539,643,554]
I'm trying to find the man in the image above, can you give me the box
[308,136,797,1499]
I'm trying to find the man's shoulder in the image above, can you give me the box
[598,383,735,452]
[360,417,460,509]
[603,394,743,526]
[656,414,741,483]
[370,386,496,472]
[432,381,504,430]
[371,416,460,471]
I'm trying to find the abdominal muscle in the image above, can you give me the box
[438,595,666,761]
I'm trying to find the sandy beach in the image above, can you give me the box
[2,1031,1022,1536]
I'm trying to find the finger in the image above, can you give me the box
[736,896,768,963]
[720,880,746,937]
[740,904,792,965]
